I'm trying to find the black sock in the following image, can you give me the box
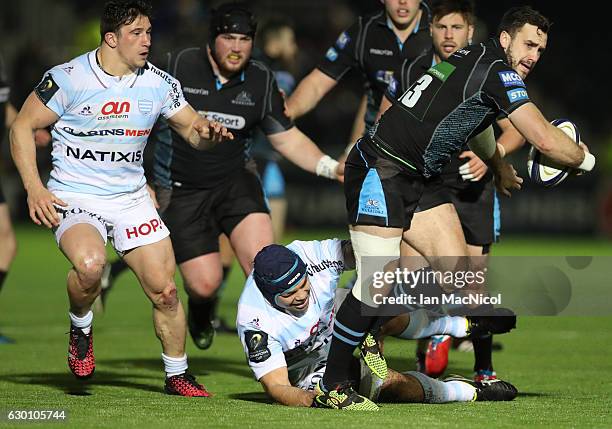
[110,259,129,278]
[473,334,494,372]
[0,270,6,293]
[322,292,375,390]
[370,315,394,336]
[188,295,217,326]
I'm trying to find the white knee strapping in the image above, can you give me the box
[349,229,401,306]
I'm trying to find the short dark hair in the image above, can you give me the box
[431,0,475,26]
[100,0,153,41]
[497,6,551,37]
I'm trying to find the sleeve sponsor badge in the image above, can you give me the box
[35,74,60,105]
[244,330,272,363]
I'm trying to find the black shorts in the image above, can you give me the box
[415,177,452,212]
[345,139,426,230]
[159,166,269,264]
[443,173,500,248]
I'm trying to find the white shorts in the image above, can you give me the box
[52,186,169,254]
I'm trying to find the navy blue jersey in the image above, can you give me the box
[317,5,431,132]
[373,39,530,177]
[153,47,293,189]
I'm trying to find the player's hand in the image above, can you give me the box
[146,183,159,209]
[26,185,67,228]
[572,141,592,176]
[579,141,590,153]
[193,119,234,147]
[458,151,488,182]
[34,128,52,147]
[336,159,345,183]
[493,161,522,197]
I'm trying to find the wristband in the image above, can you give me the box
[316,155,339,179]
[497,143,506,159]
[577,152,595,172]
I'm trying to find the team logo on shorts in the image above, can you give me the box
[138,99,153,115]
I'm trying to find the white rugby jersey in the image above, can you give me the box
[35,49,187,196]
[237,239,346,383]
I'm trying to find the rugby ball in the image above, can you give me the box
[527,119,580,187]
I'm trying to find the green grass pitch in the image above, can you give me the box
[1,225,611,428]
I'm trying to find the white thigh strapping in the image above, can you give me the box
[349,229,401,306]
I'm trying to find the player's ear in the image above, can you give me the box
[468,25,475,43]
[499,31,511,49]
[104,31,118,49]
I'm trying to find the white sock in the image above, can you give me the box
[443,381,477,402]
[162,353,188,378]
[69,311,93,335]
[399,309,468,339]
[406,371,476,403]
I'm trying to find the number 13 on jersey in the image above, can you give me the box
[399,74,433,108]
[397,61,455,120]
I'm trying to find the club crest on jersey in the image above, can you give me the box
[336,32,350,49]
[138,99,153,115]
[387,76,399,98]
[376,70,394,84]
[231,91,255,106]
[498,71,525,87]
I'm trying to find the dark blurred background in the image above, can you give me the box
[1,0,610,237]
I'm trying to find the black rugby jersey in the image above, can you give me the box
[317,4,431,130]
[0,54,9,142]
[388,47,493,183]
[153,47,293,189]
[373,38,530,178]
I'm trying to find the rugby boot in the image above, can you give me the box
[313,381,379,411]
[474,369,498,382]
[443,374,517,401]
[164,373,211,397]
[424,335,452,378]
[68,326,95,379]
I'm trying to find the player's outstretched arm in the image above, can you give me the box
[259,367,316,407]
[166,104,234,150]
[508,102,594,171]
[285,69,337,120]
[268,127,343,182]
[9,92,66,228]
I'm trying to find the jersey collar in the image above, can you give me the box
[488,38,508,61]
[88,49,140,89]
